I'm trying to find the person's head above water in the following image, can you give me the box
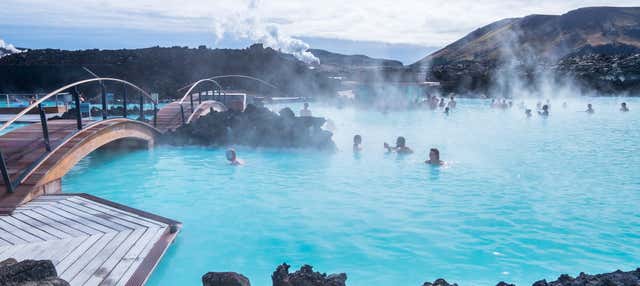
[621,102,629,111]
[225,149,237,162]
[427,148,444,165]
[304,102,309,109]
[354,135,362,145]
[396,136,406,148]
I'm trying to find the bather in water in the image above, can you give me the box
[353,135,362,152]
[225,148,243,165]
[384,136,413,154]
[425,148,445,166]
[538,105,549,116]
[586,104,595,114]
[525,109,532,118]
[621,102,629,112]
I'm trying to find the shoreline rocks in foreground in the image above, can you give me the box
[203,265,640,286]
[0,258,69,286]
[163,104,336,150]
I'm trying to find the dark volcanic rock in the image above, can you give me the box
[0,259,69,286]
[544,268,640,286]
[496,282,516,286]
[272,263,347,286]
[163,104,336,150]
[422,278,459,286]
[202,272,251,286]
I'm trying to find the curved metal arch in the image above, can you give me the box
[185,101,228,124]
[177,74,279,92]
[0,78,157,133]
[178,78,225,105]
[208,75,278,90]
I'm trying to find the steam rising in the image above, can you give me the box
[0,38,21,58]
[213,0,319,65]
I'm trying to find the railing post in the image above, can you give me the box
[190,93,194,112]
[180,105,186,124]
[122,84,128,118]
[72,90,82,130]
[0,150,13,193]
[153,103,158,127]
[101,83,108,120]
[198,92,202,105]
[139,93,144,120]
[38,104,52,152]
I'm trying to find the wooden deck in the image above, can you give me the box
[0,194,180,286]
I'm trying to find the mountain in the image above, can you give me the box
[413,7,640,93]
[0,44,338,98]
[310,49,403,68]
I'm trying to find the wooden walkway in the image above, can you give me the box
[0,194,180,286]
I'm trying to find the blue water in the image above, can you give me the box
[63,98,640,286]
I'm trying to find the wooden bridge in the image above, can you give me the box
[0,78,229,214]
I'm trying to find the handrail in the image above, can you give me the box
[0,78,157,193]
[177,74,279,92]
[0,78,157,133]
[177,79,224,105]
[186,101,228,124]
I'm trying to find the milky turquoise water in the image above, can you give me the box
[63,98,640,286]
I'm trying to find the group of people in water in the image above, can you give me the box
[354,135,444,165]
[224,98,633,166]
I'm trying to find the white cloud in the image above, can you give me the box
[1,0,638,47]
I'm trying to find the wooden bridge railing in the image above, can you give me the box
[0,78,158,194]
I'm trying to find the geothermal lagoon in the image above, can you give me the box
[62,99,640,286]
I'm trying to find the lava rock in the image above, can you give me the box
[545,268,640,286]
[164,104,336,150]
[202,272,251,286]
[422,278,459,286]
[0,259,69,286]
[272,263,347,286]
[496,282,516,286]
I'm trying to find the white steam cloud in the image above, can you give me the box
[213,0,319,65]
[0,38,22,58]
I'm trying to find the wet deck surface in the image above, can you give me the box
[0,194,180,286]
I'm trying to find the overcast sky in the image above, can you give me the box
[1,0,638,63]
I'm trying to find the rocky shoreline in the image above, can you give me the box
[0,258,69,286]
[203,264,640,286]
[162,104,336,150]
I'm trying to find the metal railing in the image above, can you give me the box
[0,78,158,193]
[177,79,225,124]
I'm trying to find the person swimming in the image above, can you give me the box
[586,104,595,114]
[525,109,532,118]
[439,98,446,108]
[300,102,312,117]
[538,105,549,116]
[621,102,629,112]
[225,148,243,165]
[384,136,413,154]
[448,96,457,109]
[444,107,450,116]
[353,135,362,152]
[425,148,445,166]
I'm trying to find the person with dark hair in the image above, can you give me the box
[225,148,243,165]
[300,102,312,117]
[538,105,549,116]
[384,136,413,154]
[621,102,629,112]
[586,104,595,114]
[448,96,457,109]
[425,148,445,165]
[444,107,450,116]
[525,109,532,118]
[353,135,362,152]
